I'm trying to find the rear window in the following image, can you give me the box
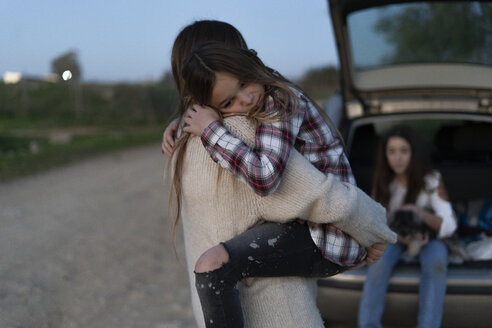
[347,2,492,70]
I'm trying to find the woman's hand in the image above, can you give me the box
[162,118,179,157]
[182,104,220,136]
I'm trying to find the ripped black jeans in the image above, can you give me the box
[195,221,344,328]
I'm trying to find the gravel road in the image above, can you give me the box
[0,144,196,328]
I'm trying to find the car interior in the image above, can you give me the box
[347,117,492,265]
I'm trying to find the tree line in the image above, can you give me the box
[1,50,339,127]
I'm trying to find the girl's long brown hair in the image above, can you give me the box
[181,42,301,121]
[371,124,431,209]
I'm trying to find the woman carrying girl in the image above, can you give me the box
[167,21,335,327]
[358,124,457,328]
[171,40,395,328]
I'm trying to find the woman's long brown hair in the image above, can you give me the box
[371,124,431,209]
[168,21,248,254]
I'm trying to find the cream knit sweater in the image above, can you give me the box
[178,116,396,328]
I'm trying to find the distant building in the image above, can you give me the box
[2,71,60,84]
[3,72,22,84]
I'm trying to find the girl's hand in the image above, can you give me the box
[399,204,421,217]
[398,234,412,246]
[347,243,386,271]
[364,243,386,265]
[401,203,443,232]
[162,118,179,157]
[420,231,430,246]
[182,104,220,136]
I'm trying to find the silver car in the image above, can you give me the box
[318,1,492,327]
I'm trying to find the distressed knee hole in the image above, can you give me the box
[195,244,230,273]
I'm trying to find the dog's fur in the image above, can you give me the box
[389,210,433,257]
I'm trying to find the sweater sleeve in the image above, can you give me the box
[257,147,397,247]
[222,116,397,247]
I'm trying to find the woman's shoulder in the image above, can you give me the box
[222,116,257,146]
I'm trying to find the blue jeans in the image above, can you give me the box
[358,240,448,328]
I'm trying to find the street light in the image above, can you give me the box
[62,70,72,81]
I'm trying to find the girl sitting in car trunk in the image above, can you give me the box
[358,124,457,328]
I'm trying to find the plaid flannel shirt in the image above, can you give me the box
[201,89,367,266]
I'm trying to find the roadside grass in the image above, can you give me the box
[0,125,163,182]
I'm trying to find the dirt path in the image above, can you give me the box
[0,144,196,328]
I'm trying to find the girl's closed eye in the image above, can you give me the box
[223,99,234,109]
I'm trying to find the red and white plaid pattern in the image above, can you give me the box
[201,88,366,266]
[309,224,367,266]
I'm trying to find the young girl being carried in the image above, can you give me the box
[171,41,396,328]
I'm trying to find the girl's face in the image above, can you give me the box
[210,72,265,114]
[385,136,412,176]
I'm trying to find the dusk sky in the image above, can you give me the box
[1,0,339,83]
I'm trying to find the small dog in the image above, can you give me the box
[389,209,432,257]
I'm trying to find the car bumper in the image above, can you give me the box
[317,263,492,327]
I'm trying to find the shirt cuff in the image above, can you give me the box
[201,120,227,147]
